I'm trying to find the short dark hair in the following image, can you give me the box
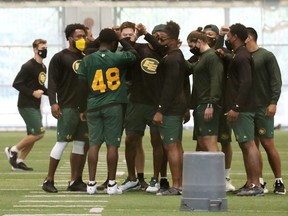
[64,23,87,40]
[120,21,135,32]
[163,20,180,40]
[32,39,47,48]
[246,27,258,42]
[98,28,118,43]
[229,23,248,42]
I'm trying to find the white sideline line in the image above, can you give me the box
[13,205,103,208]
[19,200,107,203]
[25,195,108,198]
[3,214,101,216]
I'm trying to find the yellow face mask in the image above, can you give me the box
[74,38,86,51]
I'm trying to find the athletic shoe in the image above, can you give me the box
[12,162,33,171]
[157,178,170,194]
[236,184,264,196]
[261,182,269,194]
[87,182,97,195]
[4,147,18,168]
[157,187,182,196]
[42,179,58,193]
[139,178,149,190]
[96,179,108,191]
[67,178,87,192]
[225,177,235,192]
[146,177,159,193]
[107,183,122,195]
[119,177,141,192]
[232,183,248,194]
[273,180,286,195]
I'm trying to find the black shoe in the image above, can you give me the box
[42,179,58,193]
[160,178,170,190]
[12,162,33,171]
[232,182,248,194]
[96,179,108,191]
[274,180,286,195]
[67,178,87,192]
[5,147,18,168]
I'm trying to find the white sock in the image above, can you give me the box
[109,180,116,185]
[275,178,283,183]
[11,146,19,152]
[259,177,264,185]
[16,158,23,164]
[225,168,231,178]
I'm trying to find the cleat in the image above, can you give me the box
[12,162,33,171]
[156,178,170,194]
[97,179,108,191]
[5,147,18,168]
[146,177,159,193]
[274,180,286,195]
[157,187,182,196]
[119,177,141,192]
[232,183,248,194]
[42,179,58,193]
[67,178,87,192]
[87,182,97,195]
[225,177,235,192]
[236,184,264,196]
[107,183,122,195]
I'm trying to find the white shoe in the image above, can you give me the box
[107,183,122,195]
[146,177,160,193]
[226,178,236,192]
[261,182,269,194]
[119,178,141,192]
[87,182,97,195]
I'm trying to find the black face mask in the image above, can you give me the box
[225,40,233,51]
[38,49,47,59]
[207,37,217,48]
[190,46,200,56]
[159,44,169,56]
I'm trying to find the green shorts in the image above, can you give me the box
[18,108,45,135]
[87,104,124,147]
[159,115,183,145]
[124,102,158,136]
[254,106,274,138]
[218,111,232,144]
[229,112,255,143]
[193,104,221,137]
[57,108,87,142]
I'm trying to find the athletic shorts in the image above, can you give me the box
[229,112,255,143]
[19,107,45,135]
[124,102,158,136]
[87,104,124,147]
[159,115,183,145]
[254,106,274,138]
[57,108,87,142]
[218,111,232,144]
[193,104,221,137]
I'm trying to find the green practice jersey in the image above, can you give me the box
[78,49,136,111]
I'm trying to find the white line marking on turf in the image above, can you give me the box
[25,194,109,198]
[3,214,101,216]
[90,208,104,213]
[19,200,107,203]
[13,205,103,208]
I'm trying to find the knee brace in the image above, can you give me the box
[50,142,68,160]
[72,140,85,155]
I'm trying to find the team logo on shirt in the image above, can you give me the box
[72,59,82,73]
[38,72,46,85]
[141,58,159,74]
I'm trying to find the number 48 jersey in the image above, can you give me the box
[78,49,136,111]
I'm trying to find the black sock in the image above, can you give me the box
[137,173,144,181]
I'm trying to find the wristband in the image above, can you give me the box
[207,103,213,108]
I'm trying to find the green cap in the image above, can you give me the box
[152,24,166,34]
[204,24,219,35]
